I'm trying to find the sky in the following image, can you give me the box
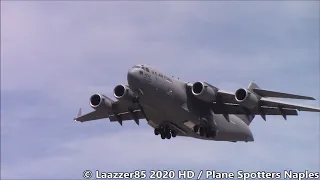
[1,1,320,179]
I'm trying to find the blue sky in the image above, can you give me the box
[1,1,319,179]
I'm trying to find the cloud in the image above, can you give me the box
[1,1,319,179]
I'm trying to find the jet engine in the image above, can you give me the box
[191,81,218,102]
[90,94,113,110]
[235,88,259,109]
[113,84,136,101]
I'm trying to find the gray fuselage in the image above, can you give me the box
[127,64,254,142]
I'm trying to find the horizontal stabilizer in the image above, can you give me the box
[253,88,316,100]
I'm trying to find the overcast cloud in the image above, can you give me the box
[1,1,319,179]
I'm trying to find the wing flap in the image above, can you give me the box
[260,98,320,112]
[260,107,298,115]
[75,109,146,123]
[253,89,316,100]
[109,110,145,122]
[211,103,298,115]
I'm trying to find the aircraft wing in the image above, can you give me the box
[216,90,320,112]
[252,89,316,100]
[74,101,145,125]
[259,98,320,112]
[216,90,239,104]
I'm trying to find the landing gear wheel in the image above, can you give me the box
[159,127,165,134]
[166,131,171,139]
[199,127,205,136]
[205,132,211,138]
[154,128,159,135]
[211,130,217,138]
[193,125,199,133]
[161,133,166,139]
[171,131,177,138]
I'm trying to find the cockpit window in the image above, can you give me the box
[141,67,145,70]
[139,70,143,75]
[133,65,140,68]
[146,68,150,72]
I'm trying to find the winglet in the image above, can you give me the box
[74,108,82,121]
[248,82,260,90]
[78,108,82,117]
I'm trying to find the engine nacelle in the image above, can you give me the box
[191,81,218,102]
[90,94,113,110]
[113,84,136,101]
[235,88,259,109]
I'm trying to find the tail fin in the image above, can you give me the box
[248,82,260,91]
[247,82,315,100]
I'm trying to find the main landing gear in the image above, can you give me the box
[193,125,217,138]
[154,126,177,140]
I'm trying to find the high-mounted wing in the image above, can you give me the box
[74,100,145,125]
[216,91,320,112]
[260,98,320,112]
[252,88,316,100]
[211,103,298,116]
[188,81,320,119]
[74,108,109,122]
[216,90,239,104]
[211,103,298,121]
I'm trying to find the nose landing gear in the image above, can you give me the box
[154,126,176,140]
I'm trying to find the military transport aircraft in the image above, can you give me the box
[74,64,320,142]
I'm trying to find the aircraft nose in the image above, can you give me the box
[127,68,140,84]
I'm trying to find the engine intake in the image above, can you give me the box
[235,88,259,109]
[191,81,218,102]
[113,84,135,101]
[90,93,113,110]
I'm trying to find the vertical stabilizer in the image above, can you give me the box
[248,82,260,90]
